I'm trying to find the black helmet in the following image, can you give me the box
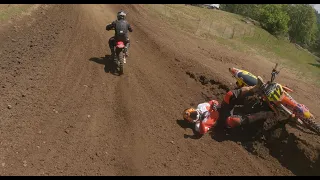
[117,11,126,20]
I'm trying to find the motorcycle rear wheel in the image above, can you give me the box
[116,48,124,75]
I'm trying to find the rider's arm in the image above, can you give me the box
[106,21,116,31]
[106,24,112,30]
[194,121,207,135]
[199,121,207,134]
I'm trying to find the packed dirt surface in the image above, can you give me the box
[0,4,319,176]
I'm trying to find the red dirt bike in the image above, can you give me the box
[229,64,320,135]
[114,40,127,75]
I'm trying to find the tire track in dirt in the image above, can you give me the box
[0,5,85,175]
[0,4,122,175]
[112,74,148,175]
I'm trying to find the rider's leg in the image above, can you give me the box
[124,38,130,56]
[108,37,118,72]
[221,88,243,110]
[219,89,242,127]
[221,88,244,128]
[226,111,275,128]
[108,36,115,56]
[220,80,270,128]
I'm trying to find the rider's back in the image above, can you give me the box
[114,19,130,39]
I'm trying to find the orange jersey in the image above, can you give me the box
[194,100,220,134]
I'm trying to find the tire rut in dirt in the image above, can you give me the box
[113,75,139,175]
[185,70,230,105]
[0,5,84,175]
[0,4,119,175]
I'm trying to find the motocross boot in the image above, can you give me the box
[109,47,118,73]
[226,111,275,129]
[124,42,130,57]
[110,46,115,60]
[226,115,244,128]
[111,47,118,65]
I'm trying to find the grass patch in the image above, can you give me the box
[0,5,33,22]
[145,4,320,85]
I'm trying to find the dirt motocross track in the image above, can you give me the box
[0,4,320,176]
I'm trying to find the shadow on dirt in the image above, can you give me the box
[209,120,320,176]
[89,55,118,75]
[180,70,320,176]
[176,119,203,140]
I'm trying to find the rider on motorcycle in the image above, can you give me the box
[106,10,133,61]
[183,76,276,137]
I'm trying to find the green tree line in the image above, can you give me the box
[220,4,320,56]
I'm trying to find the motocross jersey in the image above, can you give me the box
[194,100,220,134]
[106,20,133,39]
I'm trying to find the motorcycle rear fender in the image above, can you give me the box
[116,41,125,48]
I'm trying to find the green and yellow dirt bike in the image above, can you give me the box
[229,64,320,135]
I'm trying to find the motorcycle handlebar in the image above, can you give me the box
[270,63,280,82]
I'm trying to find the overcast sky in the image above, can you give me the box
[311,4,320,12]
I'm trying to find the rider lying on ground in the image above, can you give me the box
[182,76,276,138]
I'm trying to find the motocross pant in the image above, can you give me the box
[221,88,275,128]
[108,36,130,59]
